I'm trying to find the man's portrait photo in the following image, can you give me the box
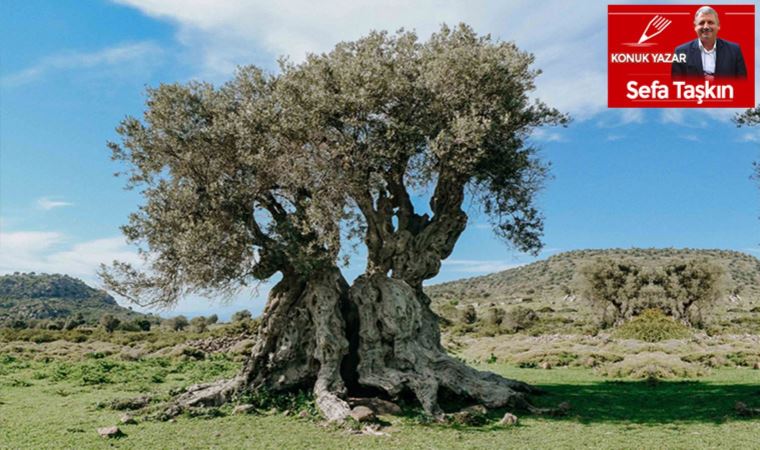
[671,5,747,79]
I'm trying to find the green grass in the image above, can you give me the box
[1,350,759,449]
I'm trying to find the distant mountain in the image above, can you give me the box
[426,248,760,331]
[0,273,146,324]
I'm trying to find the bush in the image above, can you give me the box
[596,352,708,379]
[166,315,189,331]
[99,314,120,333]
[460,305,477,325]
[502,306,537,333]
[231,310,252,322]
[613,309,692,342]
[190,317,208,333]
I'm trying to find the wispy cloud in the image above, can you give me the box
[620,109,644,125]
[531,128,566,143]
[115,0,611,118]
[0,231,139,283]
[36,197,74,211]
[739,131,760,143]
[1,41,163,87]
[606,134,624,141]
[442,259,523,273]
[660,109,685,125]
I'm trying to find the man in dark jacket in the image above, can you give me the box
[671,6,747,79]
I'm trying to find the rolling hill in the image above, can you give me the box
[0,272,146,325]
[426,248,760,333]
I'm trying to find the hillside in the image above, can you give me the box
[0,273,146,325]
[426,248,760,333]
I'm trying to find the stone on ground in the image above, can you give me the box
[97,426,123,438]
[500,412,519,426]
[350,406,376,422]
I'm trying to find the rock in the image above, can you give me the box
[97,426,123,438]
[753,362,760,370]
[347,397,402,416]
[109,395,151,411]
[233,404,255,415]
[350,406,376,422]
[558,401,571,412]
[539,361,552,370]
[500,412,518,426]
[461,404,488,415]
[298,410,309,418]
[119,414,137,425]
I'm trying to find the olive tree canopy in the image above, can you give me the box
[102,24,567,421]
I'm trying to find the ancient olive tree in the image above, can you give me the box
[101,24,567,421]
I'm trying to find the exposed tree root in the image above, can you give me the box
[164,267,351,422]
[164,271,545,423]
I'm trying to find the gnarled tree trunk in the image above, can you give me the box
[169,267,353,421]
[350,273,538,418]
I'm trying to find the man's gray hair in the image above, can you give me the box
[694,6,719,25]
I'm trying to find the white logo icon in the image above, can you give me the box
[638,15,672,44]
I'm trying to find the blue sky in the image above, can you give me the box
[2,0,760,319]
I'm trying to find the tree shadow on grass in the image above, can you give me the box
[529,380,760,424]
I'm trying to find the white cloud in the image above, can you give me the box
[442,259,523,273]
[531,128,566,143]
[740,131,760,143]
[660,109,685,125]
[0,230,269,317]
[606,134,624,141]
[113,0,616,118]
[0,232,139,283]
[620,109,645,124]
[1,41,163,87]
[36,197,74,211]
[0,231,65,256]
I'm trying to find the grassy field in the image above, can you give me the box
[2,342,760,450]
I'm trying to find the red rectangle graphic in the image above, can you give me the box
[608,4,755,108]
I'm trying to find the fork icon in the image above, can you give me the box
[638,15,672,44]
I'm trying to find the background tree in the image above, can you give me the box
[99,314,120,333]
[190,316,208,333]
[580,257,723,326]
[166,315,189,332]
[101,24,566,421]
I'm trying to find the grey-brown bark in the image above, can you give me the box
[169,267,352,421]
[350,273,538,418]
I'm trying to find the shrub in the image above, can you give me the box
[460,305,477,325]
[190,316,208,333]
[166,315,189,331]
[99,314,120,333]
[501,306,537,333]
[206,314,219,325]
[231,310,252,322]
[596,352,708,379]
[613,309,692,342]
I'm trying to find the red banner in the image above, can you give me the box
[608,4,754,107]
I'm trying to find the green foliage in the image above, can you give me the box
[99,314,120,333]
[231,310,252,323]
[460,305,477,325]
[613,309,693,342]
[166,316,189,331]
[190,317,208,333]
[580,257,724,327]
